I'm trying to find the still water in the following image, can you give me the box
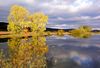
[0,35,100,68]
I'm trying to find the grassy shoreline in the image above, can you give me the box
[0,31,100,39]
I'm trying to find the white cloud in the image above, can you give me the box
[24,0,34,4]
[47,24,77,29]
[69,0,93,12]
[57,17,65,20]
[0,0,100,22]
[57,16,91,21]
[51,15,100,21]
[93,16,100,19]
[67,0,92,12]
[37,0,94,14]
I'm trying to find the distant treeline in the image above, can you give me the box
[0,22,73,31]
[0,22,8,31]
[0,22,100,32]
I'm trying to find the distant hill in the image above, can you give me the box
[0,22,8,31]
[91,30,100,32]
[0,38,8,43]
[46,28,74,32]
[0,22,100,32]
[0,22,74,32]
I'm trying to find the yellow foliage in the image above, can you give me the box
[3,5,49,68]
[8,5,29,23]
[29,12,48,24]
[57,29,64,36]
[0,36,48,68]
[29,12,48,33]
[7,5,29,34]
[7,5,48,35]
[70,26,92,38]
[46,31,51,35]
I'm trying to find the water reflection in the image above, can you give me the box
[0,36,48,68]
[0,35,100,68]
[46,35,100,68]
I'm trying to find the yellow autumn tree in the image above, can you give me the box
[7,5,29,34]
[28,12,48,35]
[7,5,48,35]
[0,35,48,68]
[8,5,29,23]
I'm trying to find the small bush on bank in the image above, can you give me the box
[56,29,65,36]
[70,26,92,38]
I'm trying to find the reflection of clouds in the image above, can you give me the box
[70,51,81,65]
[95,44,100,48]
[47,35,100,48]
[80,43,90,47]
[70,51,94,68]
[47,35,100,68]
[79,43,100,48]
[48,35,68,40]
[47,35,75,40]
[70,51,79,57]
[47,49,97,68]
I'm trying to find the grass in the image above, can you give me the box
[0,32,32,38]
[0,31,100,39]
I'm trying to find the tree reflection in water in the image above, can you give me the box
[0,36,48,68]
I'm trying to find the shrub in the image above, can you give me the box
[70,26,92,38]
[57,29,64,36]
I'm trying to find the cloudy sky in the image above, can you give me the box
[0,0,100,28]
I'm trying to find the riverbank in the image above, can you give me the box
[0,31,11,35]
[0,31,100,39]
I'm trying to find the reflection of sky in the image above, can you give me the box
[0,35,100,68]
[47,35,100,57]
[0,0,100,29]
[46,35,100,68]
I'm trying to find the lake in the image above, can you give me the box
[0,35,100,68]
